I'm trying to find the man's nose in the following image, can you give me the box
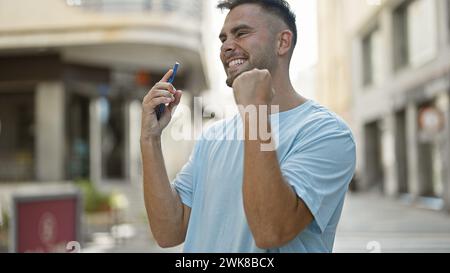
[221,39,236,55]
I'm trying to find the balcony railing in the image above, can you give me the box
[65,0,202,20]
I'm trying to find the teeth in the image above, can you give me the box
[229,59,246,68]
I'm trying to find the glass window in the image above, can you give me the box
[66,92,90,180]
[393,1,409,71]
[362,33,373,86]
[0,92,35,182]
[393,0,438,70]
[447,0,450,42]
[407,0,438,67]
[362,26,383,86]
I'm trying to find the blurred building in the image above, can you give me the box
[0,0,207,190]
[317,0,450,211]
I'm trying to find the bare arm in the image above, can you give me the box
[141,139,191,248]
[140,70,190,248]
[232,69,313,249]
[242,116,313,249]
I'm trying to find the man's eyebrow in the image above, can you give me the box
[230,24,254,34]
[219,24,254,40]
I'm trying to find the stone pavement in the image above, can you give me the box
[334,192,450,253]
[82,221,183,253]
[81,192,450,253]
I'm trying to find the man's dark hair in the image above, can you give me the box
[217,0,297,48]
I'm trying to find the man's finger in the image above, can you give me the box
[148,97,173,110]
[153,82,176,94]
[149,90,174,100]
[168,90,182,112]
[159,69,173,83]
[143,90,173,105]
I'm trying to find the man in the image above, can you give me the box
[140,0,356,253]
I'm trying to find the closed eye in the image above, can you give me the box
[236,31,248,37]
[219,24,254,43]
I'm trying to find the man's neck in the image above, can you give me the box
[270,69,307,113]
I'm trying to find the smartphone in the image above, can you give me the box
[156,62,180,120]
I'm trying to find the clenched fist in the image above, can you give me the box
[140,69,183,141]
[232,69,275,109]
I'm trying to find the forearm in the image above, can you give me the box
[141,137,186,247]
[242,117,307,248]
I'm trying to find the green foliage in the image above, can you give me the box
[1,209,8,230]
[75,180,112,214]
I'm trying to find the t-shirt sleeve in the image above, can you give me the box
[280,117,356,233]
[172,139,203,208]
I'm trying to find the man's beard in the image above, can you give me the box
[225,54,275,87]
[225,62,251,87]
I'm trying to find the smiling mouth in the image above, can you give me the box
[227,58,248,71]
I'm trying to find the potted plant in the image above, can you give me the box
[0,210,9,252]
[75,180,113,234]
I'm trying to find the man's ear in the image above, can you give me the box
[277,30,293,56]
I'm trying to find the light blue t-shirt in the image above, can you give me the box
[173,100,356,253]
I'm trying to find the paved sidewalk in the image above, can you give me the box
[81,192,450,253]
[82,221,183,253]
[334,192,450,253]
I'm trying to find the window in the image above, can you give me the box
[162,0,176,12]
[393,1,409,71]
[362,26,383,86]
[407,0,437,67]
[66,93,90,180]
[448,0,450,42]
[393,0,438,70]
[362,34,373,86]
[0,92,35,181]
[66,0,153,12]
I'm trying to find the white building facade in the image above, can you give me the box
[0,0,208,187]
[350,0,450,211]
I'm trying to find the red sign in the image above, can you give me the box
[11,192,81,253]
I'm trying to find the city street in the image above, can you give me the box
[82,192,450,253]
[2,0,450,255]
[334,192,450,253]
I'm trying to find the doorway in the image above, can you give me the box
[364,120,384,192]
[0,91,35,181]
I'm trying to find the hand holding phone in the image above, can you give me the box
[156,62,179,120]
[141,63,182,140]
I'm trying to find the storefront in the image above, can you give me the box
[0,53,184,184]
